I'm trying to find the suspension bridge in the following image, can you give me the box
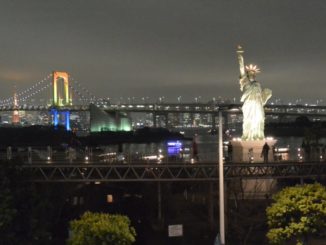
[0,72,96,107]
[0,71,97,130]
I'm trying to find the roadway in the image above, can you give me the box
[1,103,326,118]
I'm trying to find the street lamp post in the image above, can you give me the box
[218,110,225,244]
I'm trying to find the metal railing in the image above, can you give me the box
[19,162,326,182]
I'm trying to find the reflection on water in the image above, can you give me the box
[196,134,218,162]
[86,128,326,163]
[172,129,326,162]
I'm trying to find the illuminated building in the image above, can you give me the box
[90,104,131,132]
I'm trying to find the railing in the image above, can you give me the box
[0,146,195,164]
[1,146,325,165]
[20,162,326,182]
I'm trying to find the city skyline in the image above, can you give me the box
[0,0,326,103]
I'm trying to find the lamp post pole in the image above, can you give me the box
[218,110,225,244]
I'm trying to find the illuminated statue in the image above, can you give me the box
[237,46,272,140]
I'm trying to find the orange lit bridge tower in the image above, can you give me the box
[51,71,72,130]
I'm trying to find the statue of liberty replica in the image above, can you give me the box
[230,46,277,198]
[231,46,275,163]
[237,45,272,140]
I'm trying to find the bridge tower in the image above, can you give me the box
[53,71,71,106]
[51,71,72,131]
[12,88,20,124]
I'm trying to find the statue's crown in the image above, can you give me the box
[245,64,260,74]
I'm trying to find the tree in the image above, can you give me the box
[67,211,136,245]
[0,159,68,245]
[266,183,326,245]
[227,180,270,244]
[0,188,17,241]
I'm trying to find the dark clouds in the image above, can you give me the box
[0,0,326,102]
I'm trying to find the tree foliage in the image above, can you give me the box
[266,183,326,245]
[67,211,136,245]
[0,159,67,244]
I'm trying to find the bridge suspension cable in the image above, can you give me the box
[0,73,98,107]
[0,73,53,106]
[69,84,94,105]
[17,82,52,104]
[69,76,97,104]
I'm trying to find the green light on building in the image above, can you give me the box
[90,104,131,132]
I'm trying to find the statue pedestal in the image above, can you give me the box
[231,138,277,163]
[230,179,278,199]
[230,138,277,199]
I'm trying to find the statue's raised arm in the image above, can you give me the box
[237,45,246,78]
[237,45,248,91]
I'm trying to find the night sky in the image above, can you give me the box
[0,0,326,103]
